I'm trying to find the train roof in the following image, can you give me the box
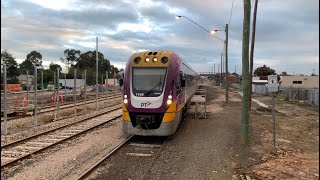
[128,50,197,74]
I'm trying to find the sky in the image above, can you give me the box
[1,0,319,75]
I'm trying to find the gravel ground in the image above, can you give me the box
[2,81,318,180]
[89,83,253,180]
[234,92,319,179]
[2,115,127,180]
[140,85,251,180]
[1,97,121,144]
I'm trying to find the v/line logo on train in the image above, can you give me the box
[140,102,151,107]
[120,50,199,136]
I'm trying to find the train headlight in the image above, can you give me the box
[123,94,128,104]
[167,95,172,105]
[145,57,150,62]
[152,57,158,62]
[167,99,172,105]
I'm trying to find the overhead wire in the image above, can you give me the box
[228,0,235,26]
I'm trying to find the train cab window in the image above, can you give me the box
[132,67,167,97]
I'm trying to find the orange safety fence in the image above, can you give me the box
[1,84,22,92]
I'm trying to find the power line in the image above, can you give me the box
[228,0,235,26]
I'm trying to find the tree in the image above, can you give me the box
[72,51,118,85]
[26,50,42,67]
[281,71,288,76]
[20,50,43,75]
[75,50,104,69]
[1,50,20,83]
[60,49,81,70]
[49,62,62,73]
[43,69,54,85]
[253,65,276,76]
[19,59,34,74]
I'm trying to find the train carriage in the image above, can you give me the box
[121,50,198,136]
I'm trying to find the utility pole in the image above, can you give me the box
[249,0,259,110]
[225,23,229,103]
[220,53,223,84]
[235,65,237,74]
[214,64,216,74]
[241,0,251,145]
[96,37,99,111]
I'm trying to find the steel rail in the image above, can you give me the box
[1,107,122,169]
[77,135,134,180]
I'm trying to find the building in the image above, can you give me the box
[280,76,319,89]
[18,75,35,90]
[18,75,34,85]
[225,74,240,83]
[252,79,268,95]
[59,79,85,89]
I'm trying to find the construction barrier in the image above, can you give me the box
[22,93,27,106]
[1,84,22,92]
[51,92,64,103]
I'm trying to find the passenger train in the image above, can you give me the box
[120,50,198,136]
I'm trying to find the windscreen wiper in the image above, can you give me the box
[145,82,161,96]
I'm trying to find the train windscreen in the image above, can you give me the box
[132,67,167,97]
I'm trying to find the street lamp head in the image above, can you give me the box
[210,29,217,35]
[175,15,182,20]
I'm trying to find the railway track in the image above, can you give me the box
[77,135,170,180]
[1,105,122,169]
[40,92,121,110]
[2,93,122,121]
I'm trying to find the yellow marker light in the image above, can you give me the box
[153,57,158,62]
[124,99,128,104]
[145,57,150,62]
[124,94,127,98]
[168,95,172,99]
[167,99,172,105]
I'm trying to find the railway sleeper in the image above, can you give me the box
[15,146,40,150]
[59,132,77,136]
[25,142,53,146]
[47,135,70,138]
[2,151,29,155]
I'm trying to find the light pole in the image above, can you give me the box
[176,15,229,103]
[211,24,229,103]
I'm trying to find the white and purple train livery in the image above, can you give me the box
[121,50,198,136]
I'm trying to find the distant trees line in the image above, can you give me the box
[1,49,120,85]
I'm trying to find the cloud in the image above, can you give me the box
[1,0,318,75]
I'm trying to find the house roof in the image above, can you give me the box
[18,75,35,81]
[252,80,268,84]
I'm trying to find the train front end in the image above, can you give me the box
[122,51,183,136]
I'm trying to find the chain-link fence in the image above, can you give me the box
[279,87,319,106]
